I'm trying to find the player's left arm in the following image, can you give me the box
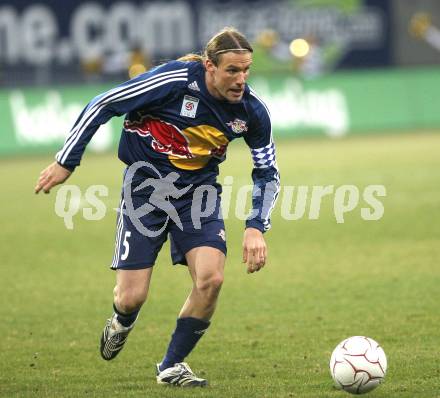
[242,93,280,274]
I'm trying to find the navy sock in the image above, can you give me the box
[159,317,210,371]
[113,303,139,328]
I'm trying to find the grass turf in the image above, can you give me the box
[1,132,439,397]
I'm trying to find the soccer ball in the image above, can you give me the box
[329,336,387,395]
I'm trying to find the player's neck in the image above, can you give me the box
[204,72,224,101]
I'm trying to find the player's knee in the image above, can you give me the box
[115,288,147,313]
[196,273,224,296]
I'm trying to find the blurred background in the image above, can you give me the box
[1,0,439,155]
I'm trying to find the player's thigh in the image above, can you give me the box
[115,268,153,297]
[113,268,153,309]
[186,246,225,287]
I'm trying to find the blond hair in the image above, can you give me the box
[177,27,253,65]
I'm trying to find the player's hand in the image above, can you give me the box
[35,161,72,194]
[242,227,267,274]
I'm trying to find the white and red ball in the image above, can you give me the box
[330,336,387,395]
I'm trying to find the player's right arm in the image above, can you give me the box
[34,61,189,194]
[35,161,72,194]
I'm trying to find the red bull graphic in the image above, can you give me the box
[171,125,230,170]
[124,116,230,171]
[210,144,227,159]
[124,115,194,159]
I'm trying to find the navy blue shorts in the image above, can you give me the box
[110,172,227,269]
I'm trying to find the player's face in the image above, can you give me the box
[205,51,252,103]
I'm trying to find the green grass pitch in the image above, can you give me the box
[1,132,439,397]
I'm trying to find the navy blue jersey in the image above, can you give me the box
[56,61,280,232]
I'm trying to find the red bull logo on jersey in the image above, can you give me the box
[210,144,227,159]
[124,116,229,171]
[170,125,229,170]
[124,115,194,159]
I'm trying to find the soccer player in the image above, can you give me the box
[35,27,280,387]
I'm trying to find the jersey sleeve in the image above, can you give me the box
[243,90,280,233]
[55,61,188,170]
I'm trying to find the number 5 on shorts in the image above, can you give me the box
[120,231,132,260]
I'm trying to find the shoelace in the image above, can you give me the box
[177,365,193,377]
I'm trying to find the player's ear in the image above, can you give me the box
[204,58,216,73]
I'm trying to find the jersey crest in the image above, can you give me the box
[227,118,248,134]
[180,95,199,118]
